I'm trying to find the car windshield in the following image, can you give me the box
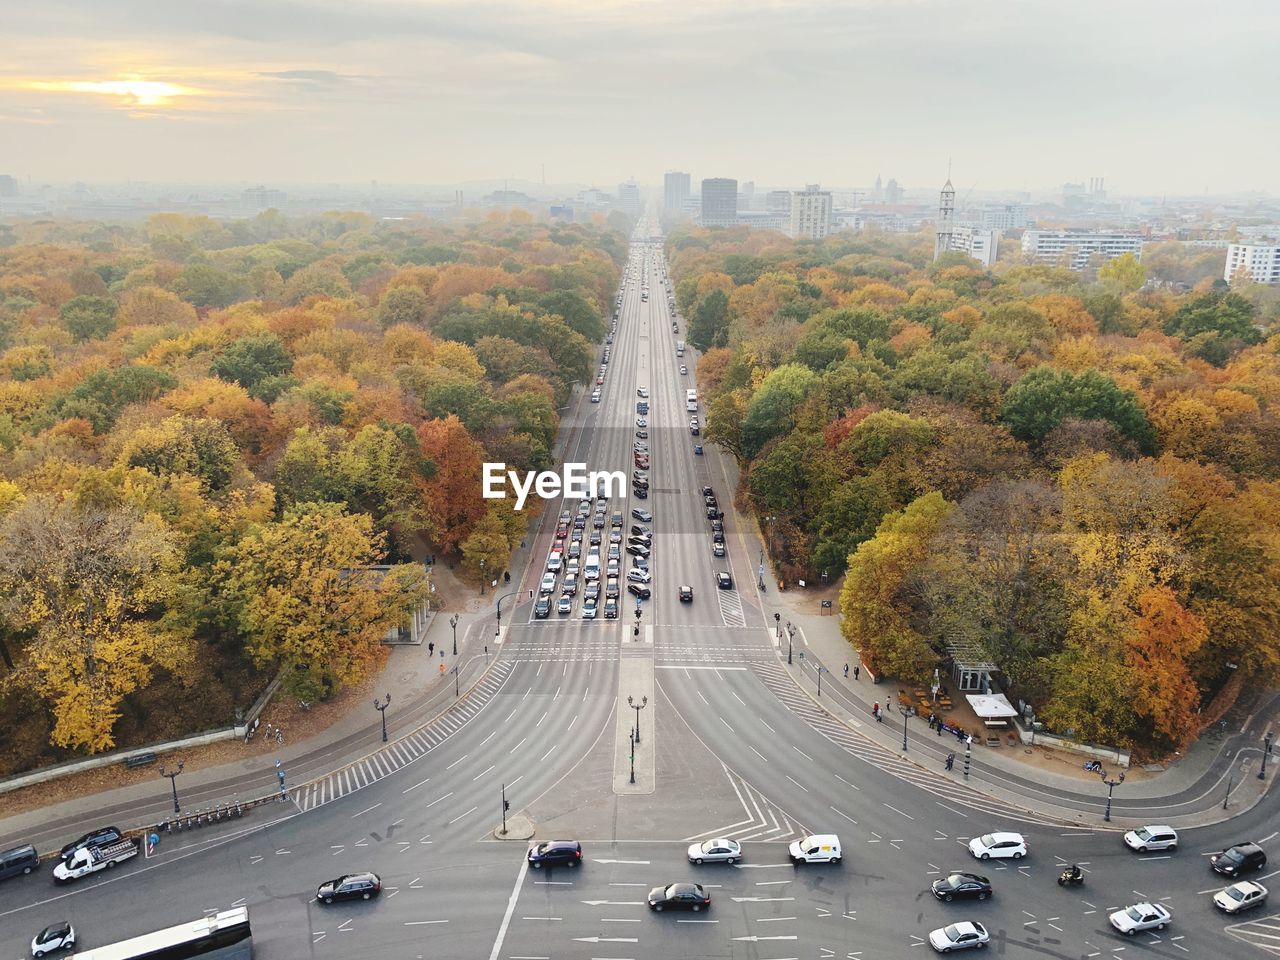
[1225,886,1246,901]
[978,834,996,846]
[1135,828,1153,840]
[944,874,966,886]
[1223,848,1246,863]
[943,925,964,941]
[1125,907,1144,922]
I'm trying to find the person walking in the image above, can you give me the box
[853,665,860,680]
[844,664,849,678]
[872,701,880,721]
[937,719,944,737]
[945,753,955,771]
[428,642,434,655]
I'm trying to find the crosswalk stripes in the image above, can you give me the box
[750,662,1072,826]
[1226,913,1280,955]
[717,590,746,627]
[292,661,514,813]
[683,762,808,843]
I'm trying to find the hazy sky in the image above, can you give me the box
[2,0,1276,195]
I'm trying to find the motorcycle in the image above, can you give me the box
[1057,868,1084,887]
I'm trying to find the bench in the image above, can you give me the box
[123,752,157,769]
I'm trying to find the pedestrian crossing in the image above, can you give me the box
[751,662,1073,826]
[1226,913,1280,956]
[292,662,514,813]
[683,762,807,843]
[718,590,746,627]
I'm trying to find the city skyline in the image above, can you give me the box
[2,0,1278,194]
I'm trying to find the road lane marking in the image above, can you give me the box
[350,802,382,819]
[473,765,495,781]
[424,792,453,809]
[749,745,769,762]
[829,806,858,825]
[404,920,448,925]
[935,801,969,818]
[882,803,915,820]
[785,775,808,792]
[402,776,432,794]
[479,731,497,747]
[510,737,527,754]
[446,755,468,770]
[539,745,557,761]
[834,773,861,791]
[792,746,814,762]
[487,855,530,960]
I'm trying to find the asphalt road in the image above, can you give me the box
[2,222,1278,960]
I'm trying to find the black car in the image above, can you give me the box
[704,495,717,508]
[626,545,651,558]
[534,596,551,619]
[630,524,650,537]
[60,826,122,861]
[679,585,693,602]
[1213,842,1267,877]
[633,486,648,499]
[627,584,651,600]
[648,882,711,912]
[706,506,721,520]
[528,840,582,869]
[701,486,714,497]
[931,872,993,902]
[716,572,733,589]
[712,531,725,544]
[636,430,648,439]
[317,871,382,903]
[710,519,724,532]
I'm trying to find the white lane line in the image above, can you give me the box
[448,806,477,825]
[520,917,561,921]
[749,745,768,762]
[792,746,814,762]
[539,745,557,762]
[508,775,524,788]
[830,806,858,825]
[883,803,915,821]
[402,777,431,794]
[759,718,775,733]
[535,711,548,728]
[424,792,453,809]
[487,854,530,960]
[935,801,969,818]
[446,755,468,770]
[350,802,381,819]
[510,737,527,754]
[834,773,861,792]
[479,731,497,747]
[720,717,735,732]
[404,920,448,926]
[785,775,808,792]
[472,765,495,782]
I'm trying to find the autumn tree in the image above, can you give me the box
[0,496,191,752]
[60,295,118,342]
[216,502,428,700]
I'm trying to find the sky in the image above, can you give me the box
[2,0,1277,196]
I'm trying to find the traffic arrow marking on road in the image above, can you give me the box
[592,858,650,864]
[573,937,639,943]
[581,900,644,906]
[732,935,799,941]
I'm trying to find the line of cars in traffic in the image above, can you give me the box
[536,497,654,620]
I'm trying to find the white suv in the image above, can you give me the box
[1123,825,1178,853]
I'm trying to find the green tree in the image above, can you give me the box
[60,295,118,342]
[1097,252,1146,293]
[175,262,250,308]
[460,509,514,586]
[211,332,293,396]
[378,286,430,328]
[689,288,729,351]
[1000,367,1156,453]
[741,363,817,458]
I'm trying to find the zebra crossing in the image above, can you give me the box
[718,590,746,627]
[1226,913,1280,956]
[751,662,1072,826]
[683,762,807,843]
[292,662,514,813]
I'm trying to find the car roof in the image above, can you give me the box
[983,831,1023,842]
[1136,824,1175,832]
[952,921,985,935]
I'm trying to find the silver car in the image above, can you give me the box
[687,838,742,865]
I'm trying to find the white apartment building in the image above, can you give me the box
[980,203,1028,231]
[1020,230,1144,271]
[1225,243,1280,285]
[663,171,691,214]
[944,225,999,268]
[787,184,833,240]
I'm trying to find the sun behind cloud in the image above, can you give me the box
[19,77,201,108]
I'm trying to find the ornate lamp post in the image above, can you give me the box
[628,695,648,744]
[1101,769,1126,823]
[374,693,391,743]
[159,760,185,814]
[897,703,912,752]
[450,614,459,655]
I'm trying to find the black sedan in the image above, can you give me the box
[627,583,651,600]
[626,544,651,558]
[931,872,992,902]
[648,882,711,912]
[317,871,382,903]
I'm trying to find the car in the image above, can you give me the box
[562,575,578,596]
[636,418,647,428]
[593,514,605,529]
[626,545,650,558]
[632,509,652,522]
[635,429,648,439]
[627,535,651,548]
[625,569,652,587]
[680,364,688,374]
[712,542,726,557]
[687,839,741,864]
[572,515,586,530]
[927,921,989,953]
[706,506,721,520]
[712,531,725,544]
[789,834,841,864]
[678,584,693,601]
[630,524,650,536]
[716,572,733,589]
[606,576,620,599]
[317,872,382,904]
[633,485,648,499]
[931,873,992,902]
[1213,842,1267,877]
[568,541,581,559]
[590,390,601,403]
[528,840,582,869]
[60,827,122,861]
[595,376,604,385]
[570,528,583,543]
[635,459,650,471]
[607,543,621,560]
[606,558,620,578]
[1213,880,1268,913]
[637,386,649,398]
[585,580,600,600]
[689,422,700,436]
[611,512,624,526]
[710,519,724,532]
[968,832,1025,860]
[556,595,572,616]
[31,922,75,957]
[1123,825,1178,853]
[627,583,651,600]
[590,529,602,545]
[539,573,556,595]
[701,485,714,497]
[609,528,622,543]
[1108,901,1171,936]
[648,882,711,912]
[565,558,580,578]
[604,597,619,619]
[582,598,597,619]
[534,596,551,618]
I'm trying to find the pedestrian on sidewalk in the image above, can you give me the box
[428,642,434,655]
[945,753,955,771]
[844,664,849,678]
[927,712,936,729]
[853,665,860,680]
[936,720,944,737]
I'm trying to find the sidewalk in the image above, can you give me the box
[0,562,506,854]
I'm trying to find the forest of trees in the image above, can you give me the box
[675,226,1280,756]
[0,210,624,768]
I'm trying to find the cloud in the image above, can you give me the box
[257,69,361,85]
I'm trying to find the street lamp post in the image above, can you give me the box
[450,614,459,655]
[1101,769,1125,823]
[452,664,460,698]
[897,703,911,752]
[374,693,391,743]
[1260,732,1274,780]
[786,621,794,665]
[629,729,636,785]
[774,612,781,640]
[495,590,518,640]
[479,558,486,596]
[816,666,828,697]
[628,695,648,745]
[158,760,185,814]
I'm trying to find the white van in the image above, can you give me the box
[584,553,601,581]
[789,834,841,864]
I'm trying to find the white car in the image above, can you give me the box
[31,923,75,958]
[928,921,989,953]
[590,390,601,403]
[967,832,1025,860]
[637,386,649,398]
[1213,880,1268,913]
[539,573,556,595]
[687,838,742,864]
[1123,825,1178,853]
[626,568,652,584]
[1109,901,1171,935]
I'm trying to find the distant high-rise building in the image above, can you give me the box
[1225,243,1280,285]
[242,185,286,208]
[766,190,793,218]
[0,175,17,197]
[663,171,691,213]
[739,181,755,208]
[945,225,999,268]
[700,178,738,227]
[934,179,955,261]
[788,184,833,240]
[1021,230,1144,271]
[617,181,642,217]
[873,174,883,202]
[980,203,1028,231]
[884,178,904,204]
